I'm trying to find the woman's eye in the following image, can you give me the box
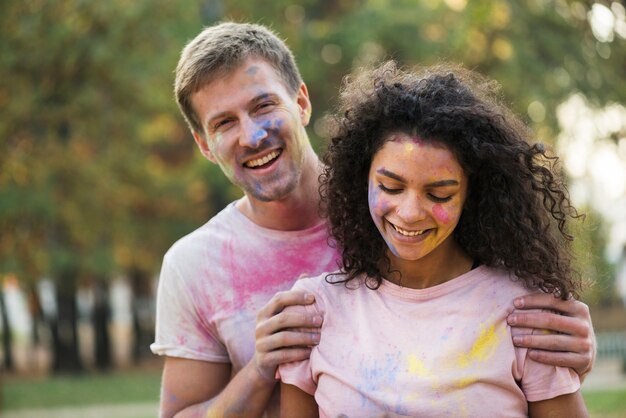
[429,194,452,203]
[378,184,401,194]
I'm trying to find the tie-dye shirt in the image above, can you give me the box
[278,265,580,417]
[150,200,339,383]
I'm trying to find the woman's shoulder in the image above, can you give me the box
[478,265,542,297]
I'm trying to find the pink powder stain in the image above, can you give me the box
[222,233,337,309]
[432,204,451,224]
[388,133,424,146]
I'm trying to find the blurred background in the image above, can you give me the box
[1,0,626,417]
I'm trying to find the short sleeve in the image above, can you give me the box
[150,251,229,362]
[276,277,324,395]
[514,326,581,402]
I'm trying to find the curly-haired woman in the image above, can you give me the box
[278,62,588,417]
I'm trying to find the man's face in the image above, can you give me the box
[191,58,312,203]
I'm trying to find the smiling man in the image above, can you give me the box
[151,22,596,418]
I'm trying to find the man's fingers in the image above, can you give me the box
[261,346,314,367]
[514,293,589,317]
[256,310,322,339]
[256,329,321,353]
[512,333,585,353]
[258,290,315,319]
[526,349,590,373]
[507,311,588,336]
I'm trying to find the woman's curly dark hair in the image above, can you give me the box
[320,61,582,299]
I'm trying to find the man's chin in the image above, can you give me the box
[244,181,298,203]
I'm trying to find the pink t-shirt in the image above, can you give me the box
[279,265,579,417]
[151,201,340,415]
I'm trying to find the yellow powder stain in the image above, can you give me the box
[455,375,476,389]
[457,323,501,368]
[404,143,415,153]
[408,354,432,377]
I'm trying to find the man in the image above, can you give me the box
[151,22,596,418]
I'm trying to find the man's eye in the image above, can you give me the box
[213,119,233,130]
[257,102,274,111]
[378,184,401,194]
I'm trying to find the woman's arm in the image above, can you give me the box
[528,390,588,418]
[280,382,319,418]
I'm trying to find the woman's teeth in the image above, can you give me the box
[393,224,426,237]
[245,150,281,168]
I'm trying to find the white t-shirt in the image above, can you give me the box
[151,201,340,412]
[279,265,580,417]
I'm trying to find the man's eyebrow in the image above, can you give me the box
[251,92,277,103]
[206,93,278,128]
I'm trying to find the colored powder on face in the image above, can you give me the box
[246,66,259,75]
[408,135,424,145]
[404,143,415,154]
[368,180,399,257]
[251,128,266,146]
[432,204,451,224]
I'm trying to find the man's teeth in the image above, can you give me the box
[393,224,425,237]
[245,150,281,168]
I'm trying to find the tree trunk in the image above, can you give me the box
[0,288,14,371]
[92,278,111,370]
[51,273,82,374]
[130,270,154,363]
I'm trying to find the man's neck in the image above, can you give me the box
[236,154,323,231]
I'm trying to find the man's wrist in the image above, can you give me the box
[250,361,277,386]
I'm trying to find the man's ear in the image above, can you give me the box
[192,131,217,163]
[297,82,312,127]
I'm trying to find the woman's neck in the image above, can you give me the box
[383,239,474,289]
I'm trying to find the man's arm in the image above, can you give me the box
[507,294,596,381]
[159,290,321,418]
[160,357,275,418]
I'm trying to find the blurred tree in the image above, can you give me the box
[0,0,214,373]
[0,0,624,373]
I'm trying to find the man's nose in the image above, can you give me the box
[239,116,268,148]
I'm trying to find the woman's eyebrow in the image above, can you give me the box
[376,168,459,188]
[425,179,460,187]
[376,168,404,182]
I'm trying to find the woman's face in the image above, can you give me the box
[367,133,468,263]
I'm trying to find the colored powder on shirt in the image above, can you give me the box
[457,322,501,368]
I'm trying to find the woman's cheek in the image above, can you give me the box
[368,185,390,227]
[432,204,451,224]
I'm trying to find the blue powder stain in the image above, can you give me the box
[368,181,399,257]
[251,129,266,146]
[355,351,404,408]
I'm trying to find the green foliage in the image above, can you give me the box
[573,207,619,306]
[0,0,623,292]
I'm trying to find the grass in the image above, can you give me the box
[2,370,626,417]
[2,369,161,411]
[583,388,626,417]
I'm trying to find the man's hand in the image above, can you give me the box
[253,290,322,381]
[507,293,596,381]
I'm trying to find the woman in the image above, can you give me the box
[278,62,588,417]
